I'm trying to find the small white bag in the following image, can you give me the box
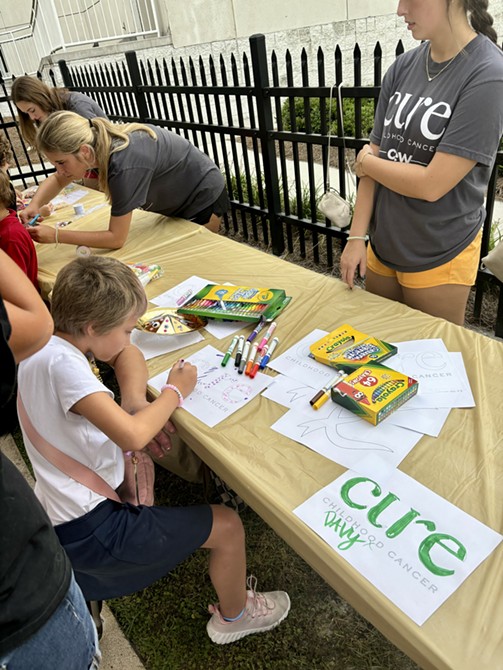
[319,82,355,229]
[318,188,351,228]
[481,241,503,282]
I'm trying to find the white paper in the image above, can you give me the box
[271,403,422,470]
[51,188,88,207]
[151,275,245,339]
[131,328,204,361]
[267,329,335,388]
[294,455,502,625]
[263,372,450,438]
[149,345,270,427]
[387,350,475,409]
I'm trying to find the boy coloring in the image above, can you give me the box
[17,255,290,643]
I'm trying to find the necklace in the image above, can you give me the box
[86,352,103,381]
[425,44,460,82]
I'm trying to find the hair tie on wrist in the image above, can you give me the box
[346,235,369,242]
[161,383,184,407]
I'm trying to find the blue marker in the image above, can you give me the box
[28,213,41,227]
[259,337,279,369]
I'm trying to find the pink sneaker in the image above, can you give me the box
[206,576,290,644]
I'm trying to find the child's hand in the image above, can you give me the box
[167,359,197,398]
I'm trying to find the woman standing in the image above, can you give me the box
[340,0,503,325]
[19,112,229,248]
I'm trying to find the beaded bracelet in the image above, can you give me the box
[346,235,369,242]
[161,383,184,407]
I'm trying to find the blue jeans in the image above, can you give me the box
[0,574,101,670]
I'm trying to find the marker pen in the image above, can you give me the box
[257,321,277,352]
[310,372,346,409]
[238,340,251,374]
[259,337,279,369]
[249,345,268,379]
[247,318,265,343]
[234,335,245,367]
[221,335,239,367]
[244,342,258,376]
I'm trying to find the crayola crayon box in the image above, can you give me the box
[330,363,418,425]
[309,324,397,373]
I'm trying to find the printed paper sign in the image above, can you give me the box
[294,455,502,625]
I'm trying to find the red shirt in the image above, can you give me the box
[0,209,39,290]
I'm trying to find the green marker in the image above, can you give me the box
[221,335,239,367]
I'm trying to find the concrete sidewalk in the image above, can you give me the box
[1,433,145,670]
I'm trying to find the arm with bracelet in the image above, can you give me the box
[340,146,378,289]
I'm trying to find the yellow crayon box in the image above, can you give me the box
[330,363,418,425]
[309,324,397,373]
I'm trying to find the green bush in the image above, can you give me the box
[280,96,375,137]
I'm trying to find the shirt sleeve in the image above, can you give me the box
[437,78,503,166]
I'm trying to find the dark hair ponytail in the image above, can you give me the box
[463,0,498,43]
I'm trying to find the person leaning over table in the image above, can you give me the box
[0,249,101,670]
[340,0,503,326]
[11,75,108,190]
[19,111,230,248]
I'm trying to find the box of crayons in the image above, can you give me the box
[331,363,418,425]
[309,324,397,373]
[177,284,291,323]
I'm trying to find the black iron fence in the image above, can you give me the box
[1,33,502,332]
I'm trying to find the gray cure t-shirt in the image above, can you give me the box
[369,34,503,272]
[107,126,225,220]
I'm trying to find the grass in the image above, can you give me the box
[108,463,419,670]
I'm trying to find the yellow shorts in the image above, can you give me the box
[367,230,482,289]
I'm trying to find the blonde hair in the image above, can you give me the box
[36,111,157,201]
[0,171,13,208]
[51,256,147,336]
[11,76,71,146]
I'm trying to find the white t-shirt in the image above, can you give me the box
[18,336,125,525]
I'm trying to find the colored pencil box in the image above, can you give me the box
[331,363,418,425]
[176,284,291,323]
[309,323,397,373]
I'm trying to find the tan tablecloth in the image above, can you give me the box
[37,188,503,670]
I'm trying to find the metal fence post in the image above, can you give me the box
[58,60,72,87]
[249,34,284,256]
[125,51,148,124]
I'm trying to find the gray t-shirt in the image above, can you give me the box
[107,126,225,219]
[67,92,107,119]
[369,34,503,272]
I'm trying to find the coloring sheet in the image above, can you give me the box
[131,328,204,361]
[151,275,244,339]
[149,345,270,427]
[263,374,450,437]
[387,350,475,409]
[267,329,334,388]
[294,455,502,625]
[51,188,88,207]
[271,402,423,470]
